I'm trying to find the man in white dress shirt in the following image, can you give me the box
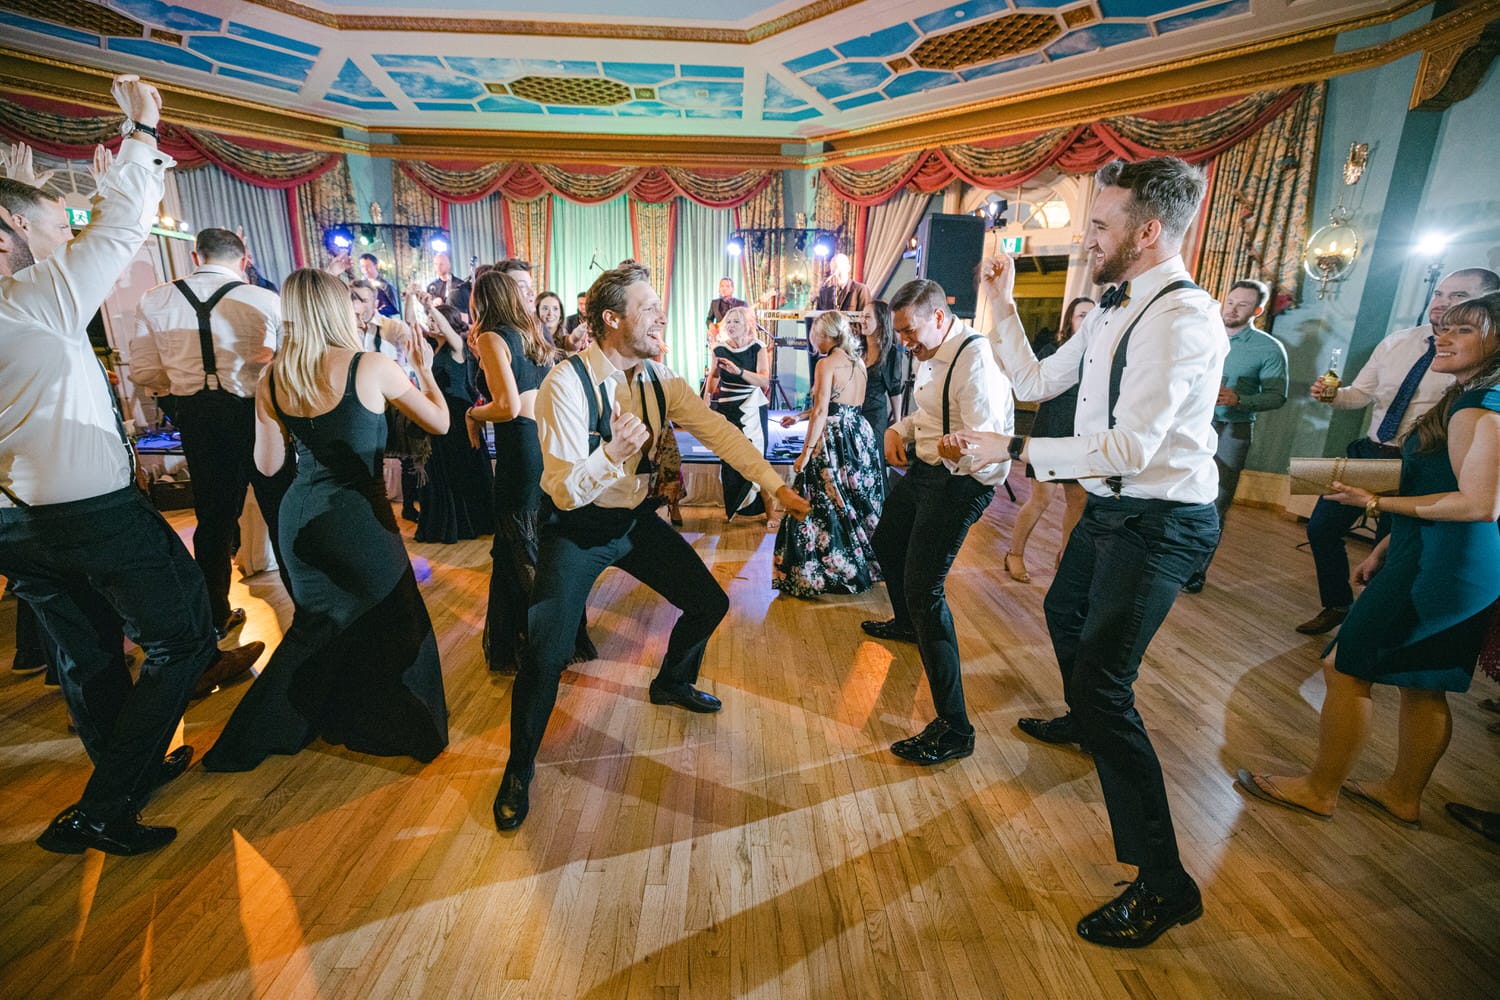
[493,262,810,831]
[1298,266,1498,634]
[960,156,1224,948]
[861,278,1013,767]
[0,77,262,856]
[131,227,290,634]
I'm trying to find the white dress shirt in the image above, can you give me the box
[1330,323,1454,442]
[1,139,173,507]
[988,256,1226,503]
[537,342,783,510]
[889,318,1014,486]
[129,263,280,399]
[360,315,415,375]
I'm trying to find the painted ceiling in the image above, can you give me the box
[4,0,1400,139]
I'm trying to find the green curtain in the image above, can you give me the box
[547,194,633,307]
[667,198,737,383]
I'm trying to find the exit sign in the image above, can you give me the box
[999,236,1025,254]
[66,208,91,227]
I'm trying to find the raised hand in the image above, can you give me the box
[977,253,1017,310]
[1,143,56,188]
[327,252,352,276]
[89,145,114,184]
[110,74,162,128]
[602,401,651,466]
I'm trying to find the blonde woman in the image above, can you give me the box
[773,311,884,596]
[203,269,451,772]
[703,305,771,519]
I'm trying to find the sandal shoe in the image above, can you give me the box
[1478,697,1500,715]
[1004,552,1031,583]
[1234,769,1334,821]
[1341,780,1421,829]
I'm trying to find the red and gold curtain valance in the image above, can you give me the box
[820,88,1309,205]
[398,160,774,209]
[0,93,339,189]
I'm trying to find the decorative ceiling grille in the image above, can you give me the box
[508,76,633,107]
[911,14,1062,70]
[8,0,142,36]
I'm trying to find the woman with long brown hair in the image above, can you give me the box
[467,271,594,672]
[203,268,452,771]
[1000,295,1094,582]
[1237,291,1500,826]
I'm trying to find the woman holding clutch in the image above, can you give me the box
[1236,291,1500,826]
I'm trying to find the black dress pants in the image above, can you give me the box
[505,507,730,778]
[871,460,994,731]
[1043,494,1218,880]
[174,390,292,624]
[0,487,217,818]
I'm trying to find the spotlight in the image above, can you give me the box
[176,220,191,232]
[408,229,422,250]
[907,235,919,250]
[159,215,175,229]
[429,232,450,254]
[812,234,833,258]
[359,224,376,246]
[1414,232,1448,257]
[726,235,745,257]
[324,225,354,255]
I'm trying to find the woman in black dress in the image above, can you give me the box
[414,298,493,544]
[468,272,594,673]
[857,299,900,443]
[203,269,452,771]
[704,305,771,520]
[1001,296,1094,582]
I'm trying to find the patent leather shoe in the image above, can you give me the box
[891,718,975,765]
[860,618,917,643]
[493,771,531,831]
[150,745,193,796]
[1076,876,1202,949]
[649,683,722,713]
[215,607,247,642]
[1017,713,1084,748]
[36,806,176,856]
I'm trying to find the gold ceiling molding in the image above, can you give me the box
[1411,16,1500,109]
[241,0,860,43]
[810,0,1495,165]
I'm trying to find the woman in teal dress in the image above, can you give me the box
[1236,291,1500,826]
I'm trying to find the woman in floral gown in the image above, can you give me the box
[773,312,884,597]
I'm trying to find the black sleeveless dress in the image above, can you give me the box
[712,341,767,517]
[203,353,449,770]
[416,342,493,544]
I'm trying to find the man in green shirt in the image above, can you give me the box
[1184,279,1288,592]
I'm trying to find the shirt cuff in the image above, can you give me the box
[1025,437,1091,482]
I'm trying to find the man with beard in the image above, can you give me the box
[950,157,1225,947]
[0,76,263,856]
[493,262,811,832]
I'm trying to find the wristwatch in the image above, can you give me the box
[1007,435,1027,462]
[119,119,159,140]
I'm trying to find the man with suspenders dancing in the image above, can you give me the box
[955,156,1226,948]
[132,226,292,636]
[861,278,1015,766]
[494,262,811,831]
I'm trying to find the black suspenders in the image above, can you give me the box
[568,355,666,474]
[172,278,244,391]
[941,334,981,436]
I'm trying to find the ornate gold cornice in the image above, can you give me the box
[371,129,797,169]
[241,0,861,43]
[1411,14,1500,109]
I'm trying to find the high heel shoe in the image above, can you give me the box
[1004,552,1031,583]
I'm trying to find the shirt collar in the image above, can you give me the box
[1227,324,1258,342]
[931,316,972,364]
[194,263,243,280]
[1114,255,1188,305]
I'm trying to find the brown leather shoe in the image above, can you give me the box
[1295,607,1347,635]
[193,641,265,699]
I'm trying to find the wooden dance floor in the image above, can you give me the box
[1,473,1497,998]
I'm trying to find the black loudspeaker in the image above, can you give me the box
[914,213,986,318]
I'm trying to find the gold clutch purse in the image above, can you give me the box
[1287,457,1402,496]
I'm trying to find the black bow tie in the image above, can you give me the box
[1100,282,1131,310]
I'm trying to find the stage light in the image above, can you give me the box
[324,226,354,254]
[726,235,745,257]
[429,232,450,254]
[907,235,919,250]
[176,220,191,232]
[812,234,833,258]
[408,229,422,250]
[159,215,175,229]
[1414,232,1448,257]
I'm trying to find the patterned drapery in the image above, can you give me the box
[290,159,358,269]
[397,159,774,208]
[504,195,552,291]
[813,173,860,263]
[732,174,786,311]
[390,167,444,285]
[0,93,339,189]
[819,88,1309,205]
[630,199,676,315]
[1196,83,1326,323]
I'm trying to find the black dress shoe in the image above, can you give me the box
[215,607,247,641]
[1076,876,1202,948]
[193,641,265,699]
[649,684,722,713]
[861,618,917,643]
[1446,802,1500,844]
[1181,573,1205,594]
[1017,713,1084,748]
[153,745,193,792]
[891,718,975,765]
[493,771,531,831]
[36,806,176,856]
[401,504,419,523]
[568,630,599,666]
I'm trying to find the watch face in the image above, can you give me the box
[119,119,133,138]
